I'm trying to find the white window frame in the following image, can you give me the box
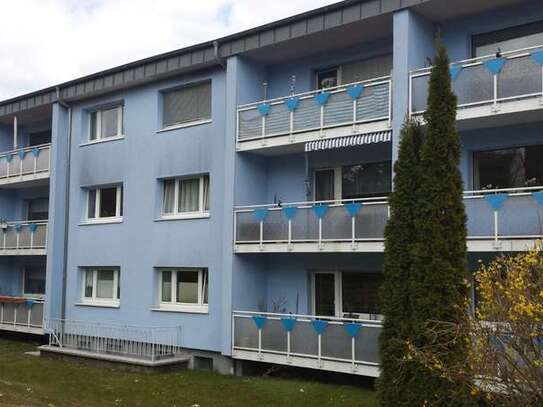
[311,271,383,320]
[315,66,342,89]
[161,175,209,220]
[156,268,208,313]
[89,105,124,142]
[85,185,123,224]
[313,168,342,202]
[22,267,46,299]
[80,268,120,307]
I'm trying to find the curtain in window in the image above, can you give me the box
[162,180,176,214]
[85,270,94,298]
[88,190,97,218]
[96,270,114,299]
[179,179,199,212]
[101,108,119,138]
[90,112,98,141]
[203,176,210,211]
[161,271,172,302]
[177,271,198,303]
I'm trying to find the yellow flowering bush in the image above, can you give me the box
[407,244,543,406]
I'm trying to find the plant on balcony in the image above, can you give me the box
[407,245,543,406]
[377,119,424,406]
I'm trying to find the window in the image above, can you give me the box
[26,198,49,221]
[82,268,120,305]
[473,21,543,57]
[314,55,392,89]
[86,185,123,222]
[316,68,339,89]
[158,268,208,312]
[473,145,543,190]
[162,81,211,128]
[28,130,51,147]
[162,175,209,218]
[23,266,46,297]
[89,105,123,141]
[314,162,391,201]
[312,271,383,319]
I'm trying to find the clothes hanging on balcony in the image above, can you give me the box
[304,130,391,152]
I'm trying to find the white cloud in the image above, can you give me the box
[0,0,338,100]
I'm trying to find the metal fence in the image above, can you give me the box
[410,45,543,114]
[0,143,51,180]
[46,319,183,362]
[0,221,47,251]
[237,77,391,142]
[0,299,44,329]
[232,311,382,372]
[234,187,543,246]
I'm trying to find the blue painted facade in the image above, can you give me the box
[0,0,542,373]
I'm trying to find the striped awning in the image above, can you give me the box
[304,131,391,152]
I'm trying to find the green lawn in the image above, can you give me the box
[0,337,377,407]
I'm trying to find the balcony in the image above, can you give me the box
[234,187,543,253]
[0,221,48,255]
[410,45,543,125]
[232,311,382,377]
[0,297,44,334]
[0,144,51,187]
[236,77,392,153]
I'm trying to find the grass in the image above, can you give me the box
[0,337,377,407]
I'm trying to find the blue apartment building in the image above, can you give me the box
[0,0,542,377]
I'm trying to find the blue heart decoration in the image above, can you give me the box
[14,223,22,232]
[29,223,38,232]
[281,317,296,332]
[282,206,297,220]
[449,64,463,81]
[254,208,269,221]
[285,97,300,112]
[315,92,331,106]
[346,84,364,100]
[483,58,506,75]
[18,150,26,160]
[484,193,508,211]
[531,50,543,66]
[344,323,362,338]
[31,147,40,158]
[252,315,267,330]
[313,204,329,219]
[311,319,328,335]
[257,103,271,117]
[5,153,13,162]
[532,191,543,207]
[345,202,362,218]
[24,299,35,310]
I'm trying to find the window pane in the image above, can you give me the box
[315,170,335,201]
[161,271,172,302]
[88,189,96,219]
[176,271,198,303]
[90,112,98,141]
[96,270,115,299]
[84,270,93,298]
[99,187,117,218]
[473,21,543,57]
[202,270,208,304]
[27,198,49,221]
[163,82,211,127]
[24,266,45,295]
[101,107,120,138]
[342,273,383,315]
[162,179,176,214]
[342,162,391,199]
[203,175,210,211]
[317,69,338,89]
[314,273,336,316]
[179,179,200,212]
[342,55,393,84]
[474,146,543,190]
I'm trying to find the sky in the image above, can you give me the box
[0,0,339,100]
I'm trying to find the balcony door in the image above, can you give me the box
[312,272,340,317]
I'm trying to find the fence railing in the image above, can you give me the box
[0,221,47,251]
[46,319,183,362]
[234,187,543,247]
[410,45,543,114]
[232,311,382,371]
[237,77,392,143]
[0,297,44,330]
[0,143,51,180]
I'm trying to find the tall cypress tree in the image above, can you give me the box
[408,40,473,405]
[377,119,424,406]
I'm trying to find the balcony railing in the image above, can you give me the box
[410,45,543,115]
[237,77,392,144]
[0,221,47,252]
[232,311,382,376]
[46,319,183,363]
[234,187,543,249]
[0,297,44,332]
[0,143,51,182]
